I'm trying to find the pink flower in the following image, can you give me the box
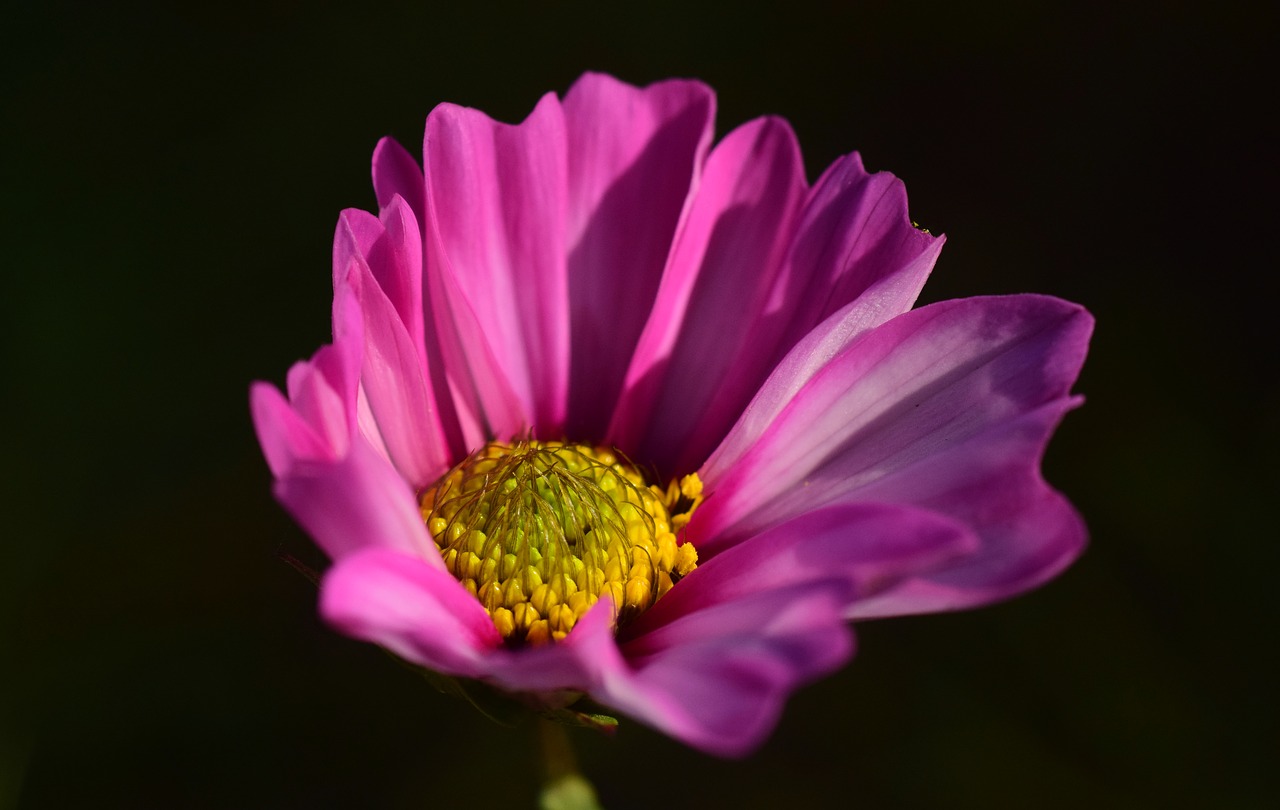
[250,73,1092,757]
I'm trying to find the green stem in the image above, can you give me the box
[537,719,603,810]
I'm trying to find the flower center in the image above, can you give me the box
[420,441,701,646]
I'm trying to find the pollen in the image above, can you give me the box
[420,441,700,646]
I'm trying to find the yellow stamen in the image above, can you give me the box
[420,441,700,645]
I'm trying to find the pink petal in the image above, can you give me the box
[345,258,450,488]
[560,72,715,438]
[483,597,618,695]
[598,583,855,757]
[371,136,425,232]
[321,548,499,678]
[259,285,363,466]
[609,117,808,474]
[273,434,437,562]
[423,93,570,436]
[630,502,977,635]
[249,381,334,477]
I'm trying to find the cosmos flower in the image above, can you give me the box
[250,73,1092,757]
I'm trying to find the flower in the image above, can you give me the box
[250,72,1092,757]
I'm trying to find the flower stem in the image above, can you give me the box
[537,718,603,810]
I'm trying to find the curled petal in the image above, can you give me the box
[322,548,499,677]
[594,583,855,757]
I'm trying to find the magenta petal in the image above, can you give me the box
[600,583,854,757]
[424,93,570,436]
[846,398,1087,615]
[371,136,425,232]
[482,597,618,694]
[692,294,1092,551]
[701,237,944,482]
[632,503,976,634]
[274,435,436,561]
[249,382,333,476]
[346,258,449,487]
[771,153,942,352]
[561,73,714,438]
[609,116,808,474]
[321,548,499,677]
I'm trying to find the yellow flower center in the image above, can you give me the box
[419,441,702,646]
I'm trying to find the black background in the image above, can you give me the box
[3,1,1274,807]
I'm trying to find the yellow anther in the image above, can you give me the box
[624,577,652,612]
[492,607,515,638]
[478,580,503,612]
[458,551,482,580]
[530,583,556,615]
[656,571,675,600]
[526,619,551,646]
[419,440,703,646]
[567,591,596,617]
[512,602,539,631]
[479,557,498,585]
[675,542,698,576]
[501,578,525,609]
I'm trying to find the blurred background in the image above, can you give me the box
[2,1,1273,807]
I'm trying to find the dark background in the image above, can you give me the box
[3,1,1274,807]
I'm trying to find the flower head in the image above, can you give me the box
[251,73,1092,756]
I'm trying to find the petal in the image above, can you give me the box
[769,153,942,354]
[423,93,570,436]
[482,596,618,695]
[274,435,438,562]
[346,257,450,487]
[845,398,1088,616]
[256,285,363,468]
[596,583,854,757]
[371,136,425,233]
[662,156,942,477]
[629,502,977,635]
[609,117,808,475]
[249,381,333,477]
[690,294,1093,552]
[321,548,499,678]
[701,236,944,481]
[561,72,715,438]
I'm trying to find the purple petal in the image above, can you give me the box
[321,548,499,678]
[630,502,977,634]
[423,93,570,436]
[701,236,944,481]
[845,398,1088,616]
[692,295,1092,551]
[769,153,942,353]
[609,116,808,474]
[561,72,715,438]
